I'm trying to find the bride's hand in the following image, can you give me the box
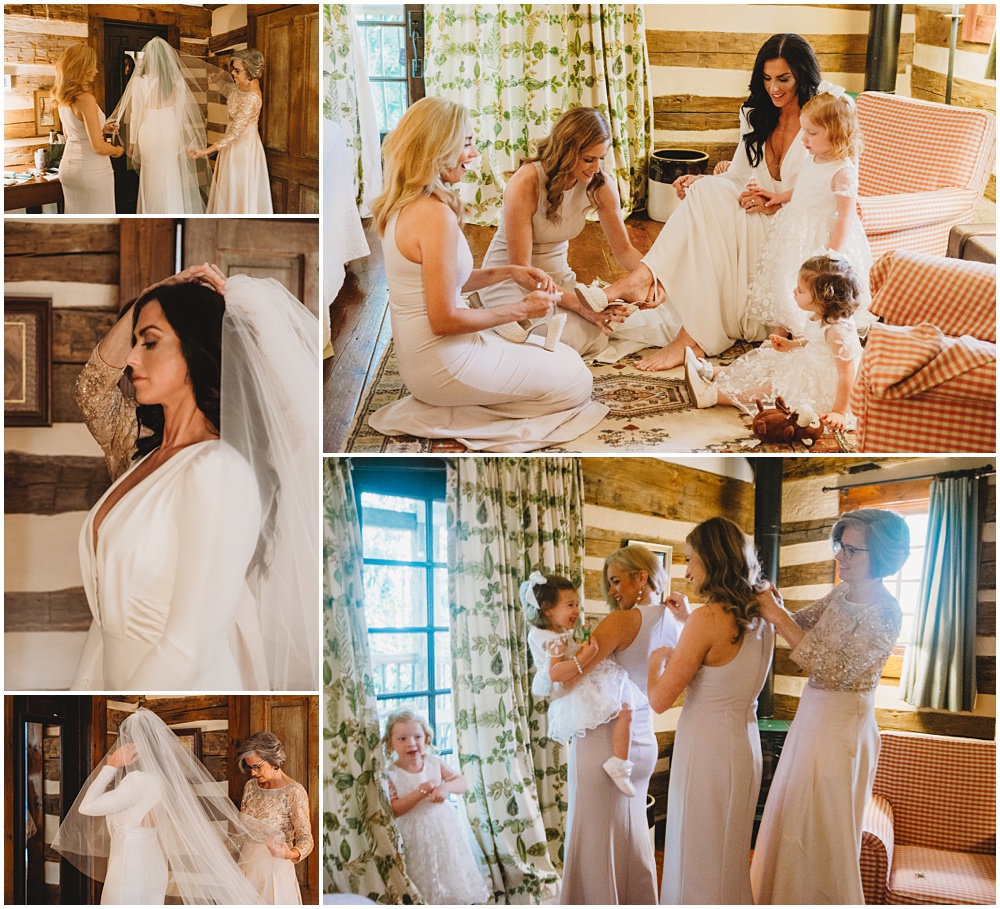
[108,742,138,768]
[509,265,556,294]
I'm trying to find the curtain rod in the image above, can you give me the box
[822,466,995,493]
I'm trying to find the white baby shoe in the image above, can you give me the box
[603,756,636,797]
[684,349,718,408]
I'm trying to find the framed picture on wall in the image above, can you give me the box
[34,89,61,134]
[621,539,673,598]
[4,297,52,427]
[173,728,203,761]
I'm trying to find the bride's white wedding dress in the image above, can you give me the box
[73,440,264,691]
[78,766,167,905]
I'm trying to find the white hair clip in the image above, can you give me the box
[519,570,549,616]
[816,80,854,108]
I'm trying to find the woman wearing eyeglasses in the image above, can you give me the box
[236,732,314,904]
[750,508,909,905]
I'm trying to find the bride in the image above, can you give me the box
[107,37,210,214]
[72,267,318,691]
[52,708,267,905]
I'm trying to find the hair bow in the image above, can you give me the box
[816,80,854,107]
[519,570,548,616]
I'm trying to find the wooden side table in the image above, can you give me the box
[4,176,64,213]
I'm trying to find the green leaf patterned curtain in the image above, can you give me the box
[425,4,652,225]
[323,4,381,210]
[446,457,586,902]
[322,459,422,903]
[900,475,980,712]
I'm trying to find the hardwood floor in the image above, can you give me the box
[324,212,666,452]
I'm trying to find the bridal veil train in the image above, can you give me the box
[107,37,210,214]
[52,708,270,905]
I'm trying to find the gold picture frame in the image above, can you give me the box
[34,89,61,134]
[4,297,52,427]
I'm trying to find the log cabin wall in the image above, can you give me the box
[4,218,126,689]
[3,4,218,169]
[776,458,996,740]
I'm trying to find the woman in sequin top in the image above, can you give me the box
[750,508,909,904]
[236,732,314,904]
[188,48,273,213]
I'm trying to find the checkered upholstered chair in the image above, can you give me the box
[860,731,996,905]
[851,250,996,453]
[855,92,996,259]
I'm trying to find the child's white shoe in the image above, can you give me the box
[603,757,636,797]
[684,351,718,408]
[684,345,713,380]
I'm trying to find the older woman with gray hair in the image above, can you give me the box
[237,731,313,904]
[750,507,909,904]
[188,47,272,213]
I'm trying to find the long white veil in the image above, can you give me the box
[51,708,275,904]
[107,37,211,213]
[221,276,320,691]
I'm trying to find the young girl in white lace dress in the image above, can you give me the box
[747,82,872,337]
[685,254,863,432]
[523,571,647,796]
[382,710,489,905]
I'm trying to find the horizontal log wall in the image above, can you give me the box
[4,220,122,689]
[4,4,221,169]
[777,459,996,740]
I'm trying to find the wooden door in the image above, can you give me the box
[251,5,320,214]
[249,696,320,904]
[182,218,319,316]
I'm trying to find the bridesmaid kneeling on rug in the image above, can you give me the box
[366,97,608,452]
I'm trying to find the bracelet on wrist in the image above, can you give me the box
[572,655,583,675]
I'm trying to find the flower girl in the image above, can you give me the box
[383,710,489,904]
[524,571,647,796]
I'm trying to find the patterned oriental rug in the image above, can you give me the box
[345,340,856,454]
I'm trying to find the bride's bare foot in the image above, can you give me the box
[635,332,704,372]
[605,265,655,304]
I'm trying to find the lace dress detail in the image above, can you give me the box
[75,348,142,481]
[207,83,272,214]
[384,755,489,904]
[747,156,872,335]
[216,84,262,150]
[240,779,313,861]
[528,626,648,743]
[714,316,861,420]
[791,584,902,691]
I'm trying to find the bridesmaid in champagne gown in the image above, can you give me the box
[648,518,773,904]
[560,545,682,904]
[54,45,123,213]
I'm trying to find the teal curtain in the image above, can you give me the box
[900,475,980,712]
[446,457,586,902]
[424,4,652,225]
[322,459,422,903]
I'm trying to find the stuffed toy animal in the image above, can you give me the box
[751,398,826,446]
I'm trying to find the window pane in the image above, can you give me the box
[435,692,455,755]
[900,548,925,582]
[377,695,430,738]
[383,81,407,132]
[434,631,452,690]
[433,500,447,561]
[369,632,428,695]
[363,564,428,628]
[433,567,449,627]
[380,26,405,78]
[360,493,427,561]
[356,4,404,23]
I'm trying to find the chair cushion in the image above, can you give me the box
[869,251,997,342]
[886,845,996,905]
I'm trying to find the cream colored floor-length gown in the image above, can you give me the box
[478,161,608,357]
[750,584,902,904]
[58,104,115,214]
[661,618,774,904]
[560,603,681,905]
[78,765,167,905]
[368,212,608,452]
[72,440,262,690]
[612,119,808,357]
[207,83,273,214]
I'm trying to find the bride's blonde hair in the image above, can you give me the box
[370,96,469,234]
[54,45,97,106]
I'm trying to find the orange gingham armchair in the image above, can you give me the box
[851,250,996,453]
[855,92,996,259]
[860,731,996,905]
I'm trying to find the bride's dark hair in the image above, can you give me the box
[130,283,225,457]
